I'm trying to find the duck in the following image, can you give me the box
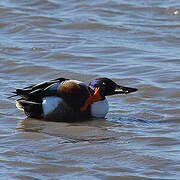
[11,77,138,121]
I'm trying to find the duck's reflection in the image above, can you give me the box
[17,118,120,143]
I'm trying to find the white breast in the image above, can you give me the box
[91,98,109,118]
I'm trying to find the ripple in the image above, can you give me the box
[1,0,180,179]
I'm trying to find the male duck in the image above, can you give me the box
[12,77,138,121]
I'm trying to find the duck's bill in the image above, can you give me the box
[114,85,138,94]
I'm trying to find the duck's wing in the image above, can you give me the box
[10,77,69,102]
[23,77,68,90]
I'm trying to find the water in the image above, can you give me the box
[0,0,180,179]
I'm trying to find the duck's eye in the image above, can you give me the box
[102,82,106,86]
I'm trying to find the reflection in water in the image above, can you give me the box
[17,116,168,144]
[17,118,121,143]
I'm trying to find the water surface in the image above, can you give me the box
[0,0,180,179]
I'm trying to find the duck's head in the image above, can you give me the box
[89,77,138,97]
[80,77,138,111]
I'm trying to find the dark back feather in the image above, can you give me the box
[10,77,69,102]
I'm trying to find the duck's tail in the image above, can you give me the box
[16,99,43,118]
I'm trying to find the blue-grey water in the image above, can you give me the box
[0,0,180,179]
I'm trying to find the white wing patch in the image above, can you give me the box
[91,98,109,118]
[42,96,63,117]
